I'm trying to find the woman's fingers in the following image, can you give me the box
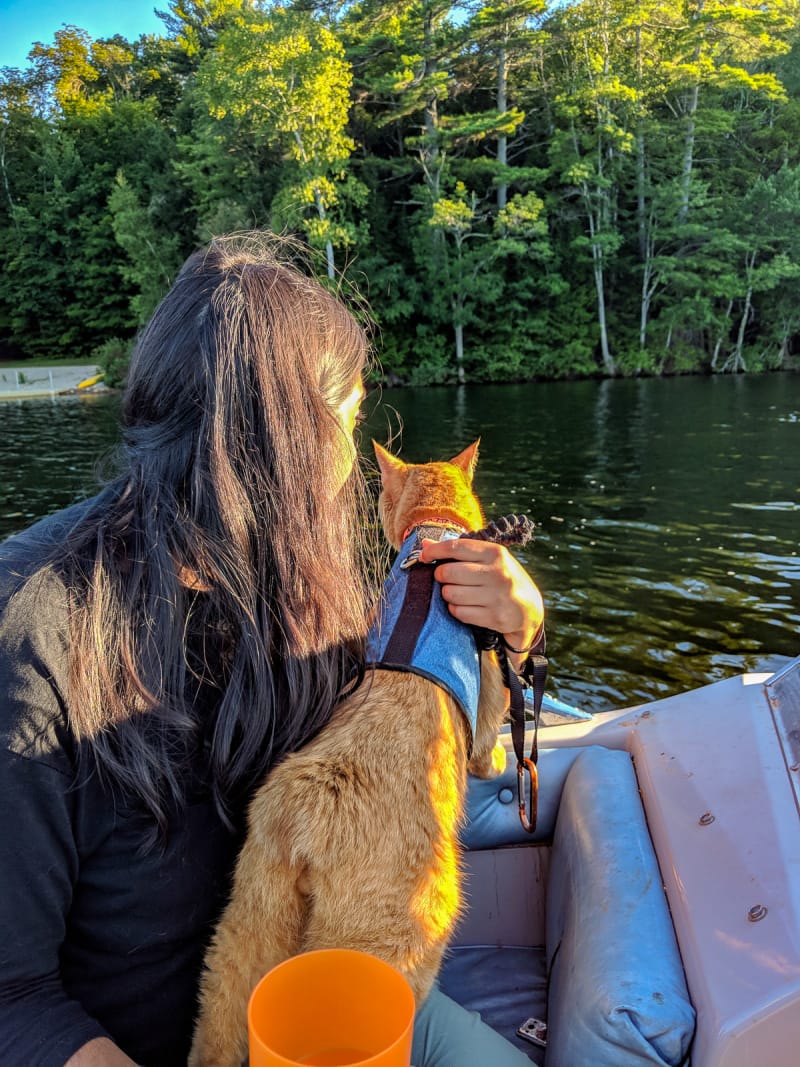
[418,538,544,665]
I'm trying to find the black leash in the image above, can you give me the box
[461,515,547,834]
[508,639,547,834]
[473,625,547,833]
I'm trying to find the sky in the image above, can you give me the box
[0,0,166,71]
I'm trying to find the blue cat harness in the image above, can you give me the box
[365,525,480,745]
[366,514,547,833]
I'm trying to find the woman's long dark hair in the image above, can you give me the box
[53,233,377,841]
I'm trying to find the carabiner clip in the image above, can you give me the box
[517,758,538,834]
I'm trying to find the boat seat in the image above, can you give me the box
[441,744,696,1065]
[440,945,548,1064]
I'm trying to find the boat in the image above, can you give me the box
[441,654,800,1066]
[76,371,105,389]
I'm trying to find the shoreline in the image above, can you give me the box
[0,365,108,400]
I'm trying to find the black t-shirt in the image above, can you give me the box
[0,506,246,1066]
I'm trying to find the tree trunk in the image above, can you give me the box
[679,1,705,224]
[421,7,440,193]
[728,281,753,372]
[584,177,615,376]
[454,320,465,384]
[0,134,15,217]
[293,128,335,279]
[711,298,734,370]
[640,253,655,352]
[593,245,614,375]
[636,130,647,261]
[778,335,789,368]
[778,320,792,368]
[497,37,508,211]
[634,22,647,260]
[572,112,616,376]
[679,84,699,224]
[451,233,466,383]
[312,186,336,280]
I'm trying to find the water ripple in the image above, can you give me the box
[4,377,800,716]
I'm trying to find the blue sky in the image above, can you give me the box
[0,0,166,70]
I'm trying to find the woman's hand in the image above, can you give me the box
[418,538,544,673]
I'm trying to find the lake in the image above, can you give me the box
[1,374,798,712]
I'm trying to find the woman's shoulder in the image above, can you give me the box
[0,498,97,596]
[0,503,86,635]
[0,504,93,772]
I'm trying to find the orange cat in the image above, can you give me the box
[188,440,510,1067]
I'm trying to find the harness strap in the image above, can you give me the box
[460,517,545,834]
[381,562,435,664]
[513,648,548,834]
[481,633,546,834]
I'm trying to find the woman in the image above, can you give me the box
[0,233,544,1066]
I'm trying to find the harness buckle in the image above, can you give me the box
[517,758,538,834]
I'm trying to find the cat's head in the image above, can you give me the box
[372,440,485,549]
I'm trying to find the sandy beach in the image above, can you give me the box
[0,365,107,400]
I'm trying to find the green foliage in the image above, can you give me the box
[109,170,183,323]
[189,3,363,275]
[92,336,132,388]
[1,0,800,381]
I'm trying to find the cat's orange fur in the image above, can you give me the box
[188,440,510,1067]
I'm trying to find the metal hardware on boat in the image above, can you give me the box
[748,904,768,922]
[698,812,715,826]
[517,1017,548,1048]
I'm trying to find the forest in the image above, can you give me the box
[2,0,800,385]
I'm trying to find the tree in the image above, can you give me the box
[155,0,246,57]
[660,1,799,224]
[350,1,547,379]
[463,1,546,209]
[0,26,188,360]
[545,0,643,375]
[424,182,556,382]
[109,170,183,324]
[191,3,362,277]
[715,164,800,371]
[2,0,800,381]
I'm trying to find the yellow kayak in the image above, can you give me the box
[77,372,105,389]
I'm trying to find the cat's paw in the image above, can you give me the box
[468,739,507,779]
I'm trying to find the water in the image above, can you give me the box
[2,375,798,712]
[1,393,122,530]
[361,374,800,710]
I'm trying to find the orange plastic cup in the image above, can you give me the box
[247,949,415,1066]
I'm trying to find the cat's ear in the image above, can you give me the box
[450,439,480,483]
[373,441,408,488]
